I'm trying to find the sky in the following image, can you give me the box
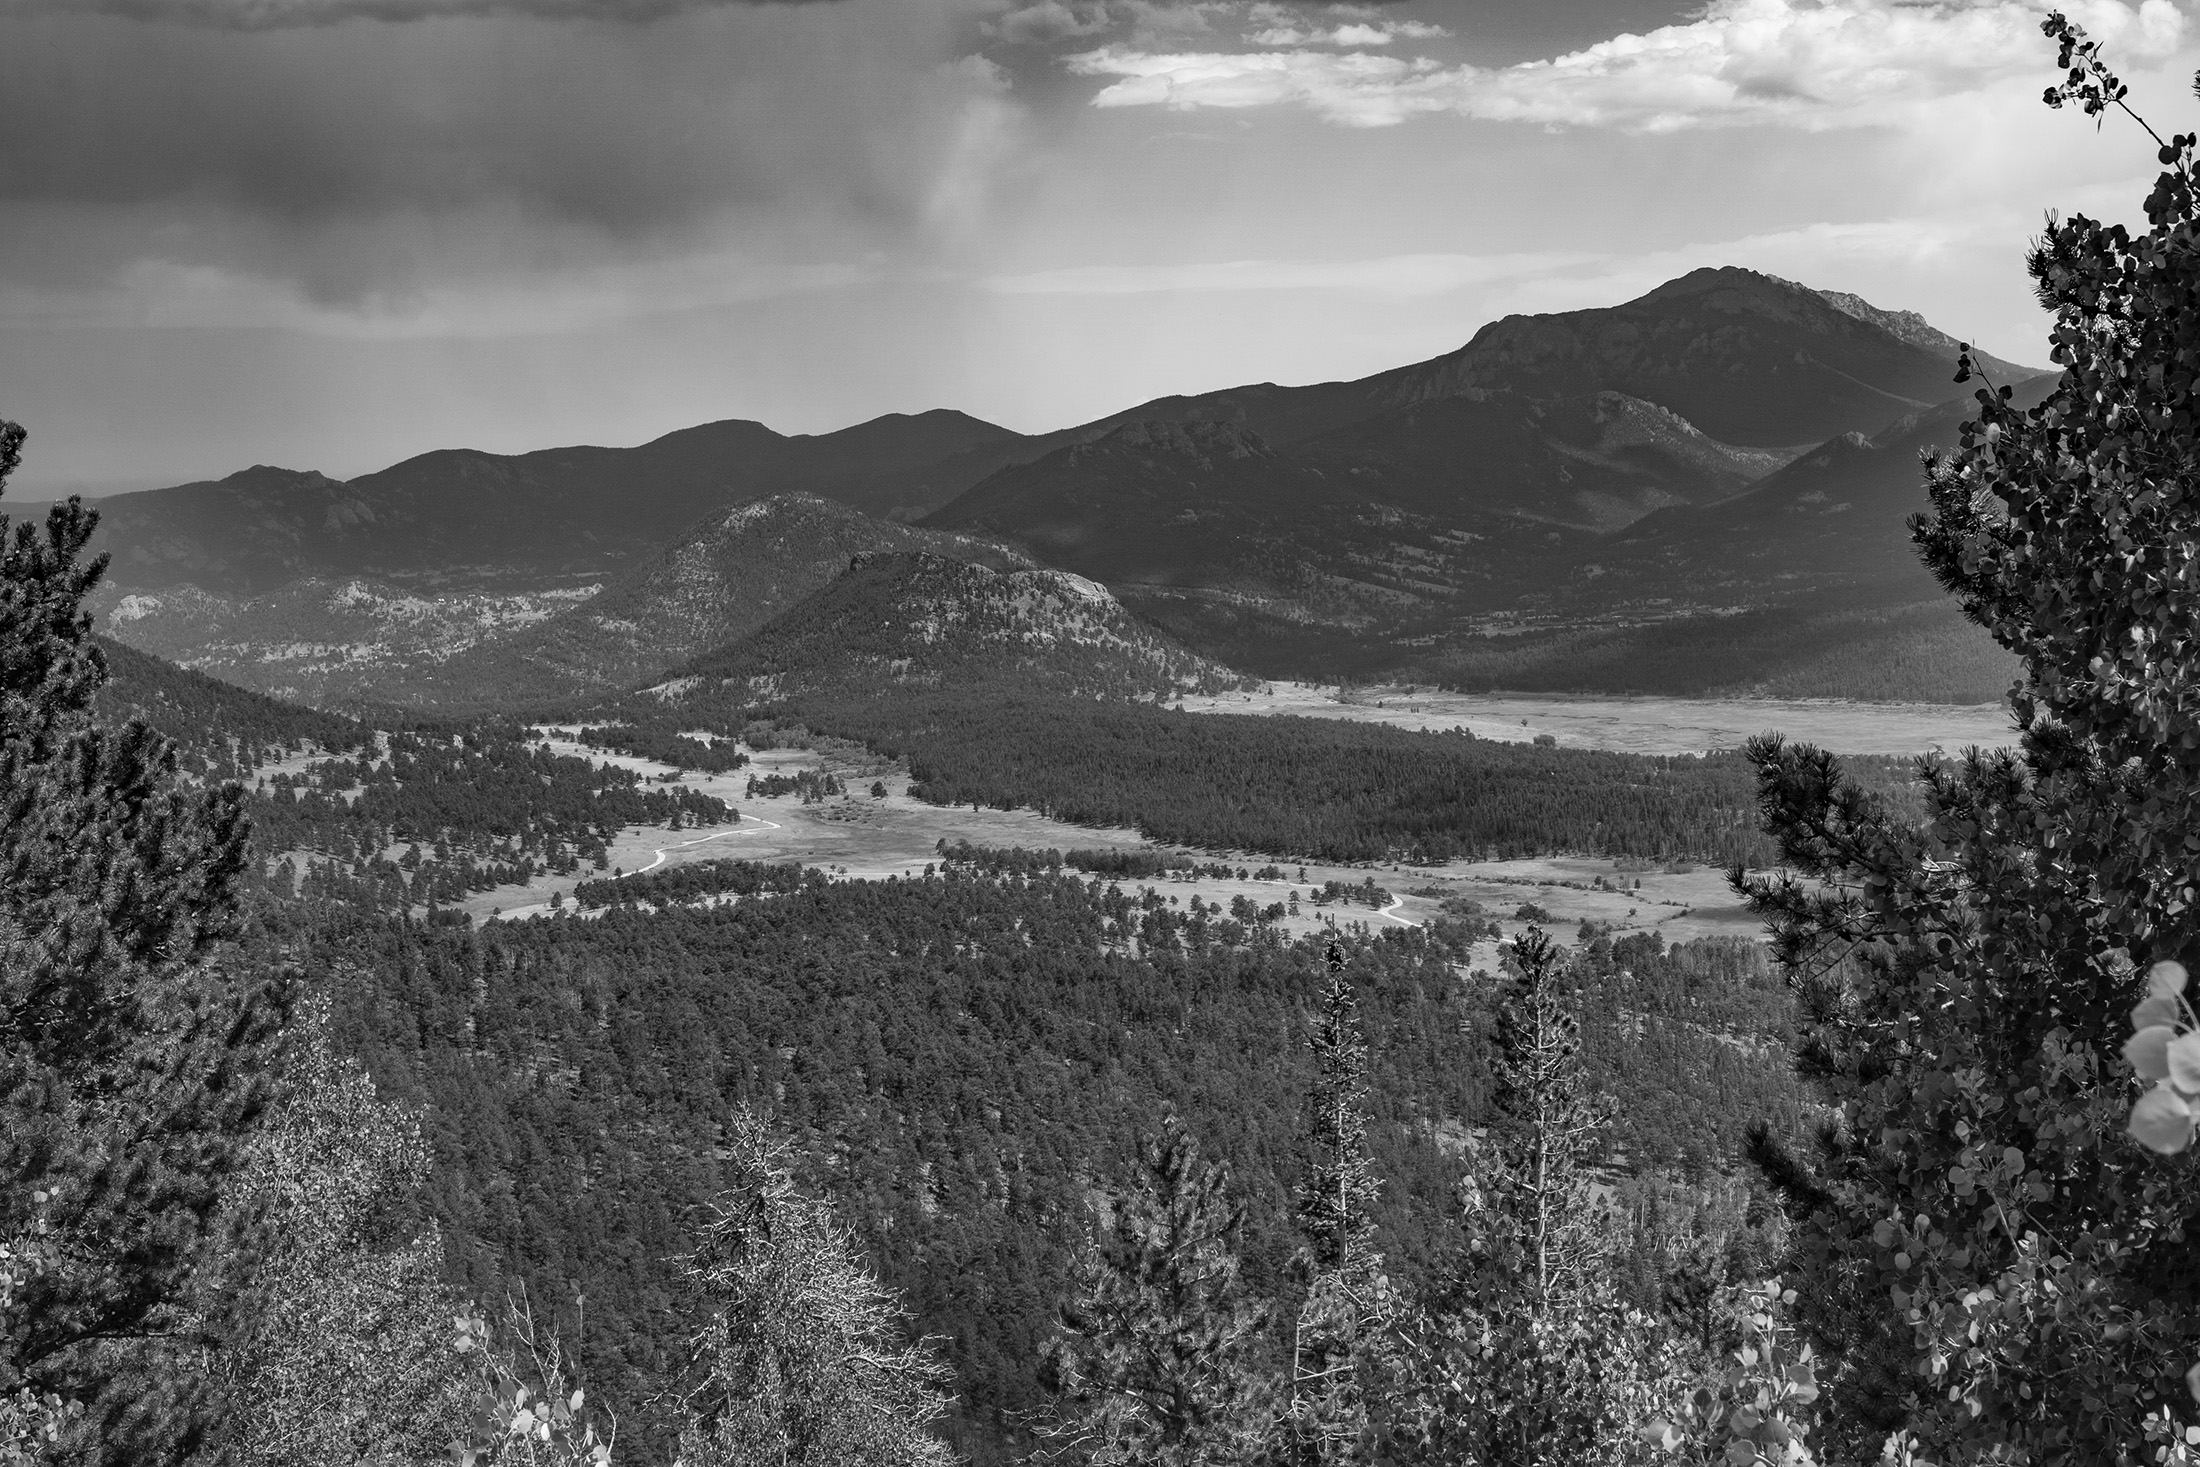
[0,0,2193,496]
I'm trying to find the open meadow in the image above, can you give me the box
[1179,681,2016,755]
[465,728,1768,953]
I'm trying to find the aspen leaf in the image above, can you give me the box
[2129,1081,2195,1153]
[2133,994,2180,1028]
[2125,1024,2176,1079]
[2152,960,2189,997]
[2171,1029,2200,1091]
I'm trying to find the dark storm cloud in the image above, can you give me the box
[13,0,838,27]
[0,4,1003,268]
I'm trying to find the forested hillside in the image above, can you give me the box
[94,632,371,772]
[273,863,1807,1464]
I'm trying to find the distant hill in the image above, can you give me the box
[93,635,370,769]
[85,408,1028,598]
[376,495,1034,711]
[91,575,601,710]
[640,551,1245,715]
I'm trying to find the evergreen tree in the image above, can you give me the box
[1031,1119,1274,1467]
[1397,928,1640,1467]
[672,1114,956,1467]
[1279,944,1391,1466]
[0,420,284,1462]
[1729,17,2200,1461]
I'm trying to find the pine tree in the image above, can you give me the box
[0,419,285,1462]
[672,1114,956,1467]
[1396,928,1640,1467]
[1031,1118,1274,1467]
[1729,17,2200,1460]
[1279,944,1390,1466]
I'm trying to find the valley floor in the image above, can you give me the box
[463,730,1763,957]
[1180,682,2016,755]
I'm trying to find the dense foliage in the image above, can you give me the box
[0,420,288,1463]
[241,855,1808,1465]
[1029,1122,1277,1467]
[573,723,749,774]
[763,691,1783,865]
[295,874,1484,1461]
[572,858,810,911]
[1731,20,2200,1461]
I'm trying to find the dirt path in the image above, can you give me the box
[1374,894,1416,927]
[621,816,784,876]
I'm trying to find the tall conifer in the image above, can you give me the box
[1396,928,1638,1467]
[1279,944,1389,1466]
[0,420,283,1462]
[1031,1119,1273,1467]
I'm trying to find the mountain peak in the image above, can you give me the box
[222,465,341,490]
[1630,266,1838,322]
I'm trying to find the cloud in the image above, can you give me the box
[14,0,844,26]
[990,0,1111,44]
[1245,19,1446,45]
[0,0,1038,339]
[984,249,1601,297]
[0,239,880,337]
[0,5,1023,252]
[1070,0,2186,130]
[978,215,2055,360]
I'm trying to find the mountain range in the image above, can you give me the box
[65,266,2044,709]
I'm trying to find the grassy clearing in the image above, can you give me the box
[1178,682,2015,756]
[458,733,1766,957]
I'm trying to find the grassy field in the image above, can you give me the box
[470,732,1155,923]
[1178,682,2015,755]
[451,731,1767,956]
